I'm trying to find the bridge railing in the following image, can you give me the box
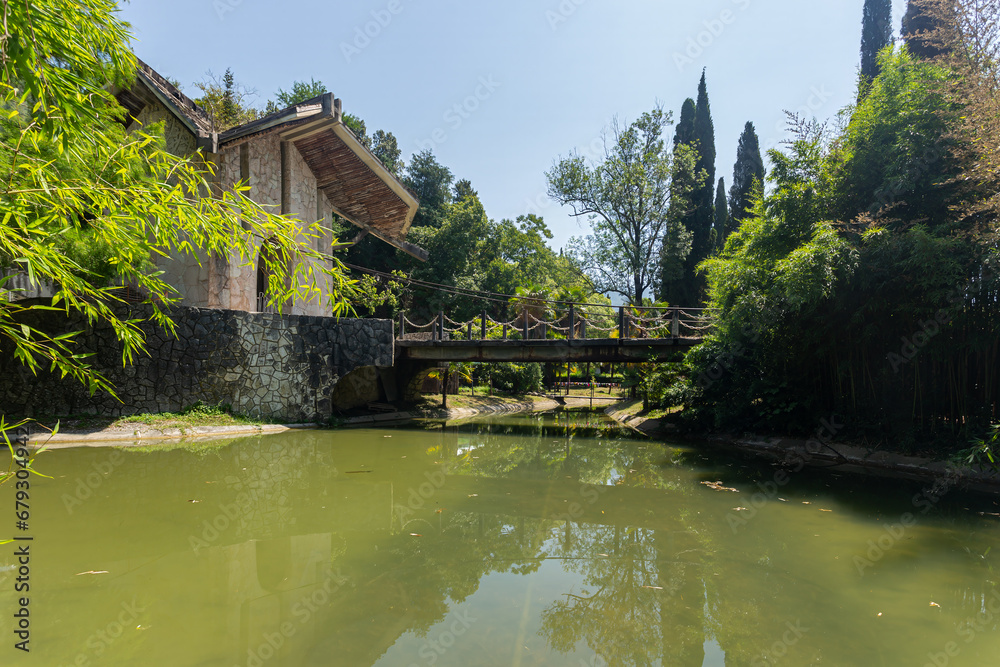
[396,306,715,342]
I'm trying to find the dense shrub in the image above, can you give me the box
[490,363,543,394]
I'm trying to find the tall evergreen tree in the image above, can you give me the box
[671,98,699,251]
[903,0,944,59]
[657,98,699,303]
[673,98,697,149]
[658,74,717,307]
[860,0,894,84]
[686,70,716,301]
[714,178,728,251]
[728,122,765,240]
[403,150,454,228]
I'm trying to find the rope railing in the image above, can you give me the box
[396,306,716,342]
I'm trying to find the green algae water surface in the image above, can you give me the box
[1,411,1000,666]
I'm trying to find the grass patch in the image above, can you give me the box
[608,400,682,421]
[116,403,269,430]
[28,402,273,435]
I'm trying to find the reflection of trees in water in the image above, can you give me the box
[377,510,554,637]
[538,523,711,667]
[410,414,721,665]
[432,413,680,489]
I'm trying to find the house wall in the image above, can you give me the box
[0,306,393,422]
[126,96,198,157]
[152,131,336,318]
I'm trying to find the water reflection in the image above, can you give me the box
[1,412,1000,666]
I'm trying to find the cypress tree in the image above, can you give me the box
[220,69,237,129]
[687,70,716,301]
[673,98,697,149]
[658,71,716,306]
[672,97,699,257]
[714,178,728,251]
[657,97,698,303]
[903,0,944,59]
[692,71,717,220]
[860,0,893,84]
[728,122,765,239]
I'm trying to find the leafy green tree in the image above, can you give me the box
[832,48,958,226]
[903,0,945,59]
[194,69,261,131]
[728,122,765,239]
[713,178,728,251]
[860,0,894,86]
[342,113,369,146]
[403,150,454,228]
[371,129,402,175]
[675,43,999,448]
[0,0,354,444]
[275,78,327,107]
[548,107,697,305]
[333,112,402,175]
[453,179,478,202]
[927,0,1000,220]
[685,124,856,432]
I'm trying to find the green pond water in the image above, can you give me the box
[2,411,1000,666]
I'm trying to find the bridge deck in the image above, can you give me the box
[396,337,701,363]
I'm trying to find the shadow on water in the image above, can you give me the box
[1,411,1000,666]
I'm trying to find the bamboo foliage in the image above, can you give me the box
[0,0,357,406]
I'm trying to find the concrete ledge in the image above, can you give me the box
[26,423,320,448]
[395,338,699,363]
[342,398,561,426]
[707,434,1000,495]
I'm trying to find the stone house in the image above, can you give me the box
[113,59,424,317]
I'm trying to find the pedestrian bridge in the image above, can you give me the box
[394,306,712,364]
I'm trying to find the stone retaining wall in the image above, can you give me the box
[0,306,392,422]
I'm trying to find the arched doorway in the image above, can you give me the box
[256,240,282,313]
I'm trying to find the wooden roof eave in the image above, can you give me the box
[278,116,423,261]
[327,123,419,238]
[327,205,429,262]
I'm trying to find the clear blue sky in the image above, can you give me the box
[120,0,908,251]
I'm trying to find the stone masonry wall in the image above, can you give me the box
[0,306,393,422]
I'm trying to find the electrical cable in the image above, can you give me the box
[343,262,713,312]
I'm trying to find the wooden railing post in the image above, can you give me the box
[522,317,529,341]
[481,310,488,340]
[671,309,680,338]
[438,310,444,341]
[618,307,626,340]
[467,321,473,340]
[569,305,575,341]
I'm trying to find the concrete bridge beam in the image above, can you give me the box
[395,338,698,365]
